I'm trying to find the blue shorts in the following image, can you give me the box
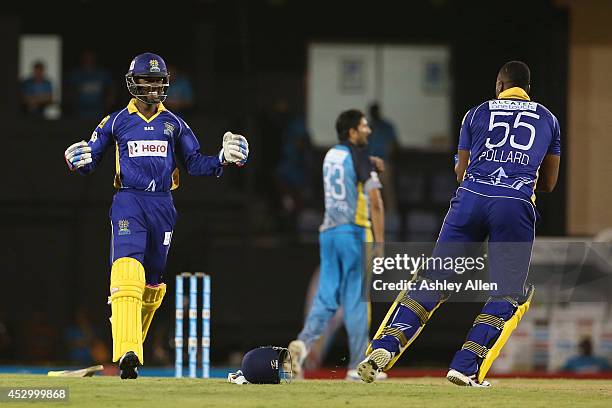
[109,190,177,285]
[426,183,538,298]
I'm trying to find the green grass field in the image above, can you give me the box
[1,375,611,407]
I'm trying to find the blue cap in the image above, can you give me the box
[241,346,289,384]
[127,52,168,78]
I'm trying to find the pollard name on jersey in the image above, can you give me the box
[458,87,561,199]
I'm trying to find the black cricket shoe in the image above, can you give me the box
[119,351,140,379]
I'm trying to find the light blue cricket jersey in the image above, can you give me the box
[320,142,382,232]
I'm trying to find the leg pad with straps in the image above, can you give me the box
[452,285,534,383]
[142,284,167,342]
[368,281,447,370]
[109,257,145,363]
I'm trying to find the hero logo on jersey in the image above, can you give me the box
[128,140,168,157]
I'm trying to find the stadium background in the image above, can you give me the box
[0,0,610,375]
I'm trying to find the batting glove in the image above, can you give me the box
[65,141,92,171]
[220,132,249,166]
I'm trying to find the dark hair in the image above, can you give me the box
[336,109,364,141]
[498,61,530,90]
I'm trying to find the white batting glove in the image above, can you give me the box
[220,132,249,166]
[64,141,92,171]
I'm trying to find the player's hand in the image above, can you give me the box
[64,141,92,171]
[221,132,249,166]
[370,156,385,174]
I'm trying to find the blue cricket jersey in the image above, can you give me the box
[320,142,382,232]
[458,87,561,201]
[77,98,223,191]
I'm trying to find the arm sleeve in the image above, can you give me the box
[364,170,383,193]
[547,115,561,156]
[353,148,382,193]
[457,108,474,151]
[175,118,223,177]
[76,114,114,175]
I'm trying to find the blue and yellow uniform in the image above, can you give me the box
[369,87,561,383]
[78,98,223,284]
[65,53,239,372]
[299,141,381,370]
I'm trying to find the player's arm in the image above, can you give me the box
[64,114,114,174]
[455,108,474,183]
[454,149,470,183]
[536,116,562,193]
[355,148,385,242]
[176,119,249,176]
[369,187,385,243]
[369,156,385,174]
[535,154,560,193]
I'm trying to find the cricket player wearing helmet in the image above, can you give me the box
[64,52,249,379]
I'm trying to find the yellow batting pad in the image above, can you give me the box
[367,289,406,355]
[110,257,145,363]
[366,289,445,371]
[477,286,535,383]
[142,283,167,342]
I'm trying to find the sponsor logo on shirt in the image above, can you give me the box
[118,219,131,236]
[128,140,168,157]
[488,100,537,111]
[164,122,175,136]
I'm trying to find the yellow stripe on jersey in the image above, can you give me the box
[127,98,167,124]
[171,167,180,190]
[498,87,530,101]
[98,115,110,129]
[113,142,122,188]
[355,182,371,228]
[531,166,540,203]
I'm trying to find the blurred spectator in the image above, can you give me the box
[20,60,53,117]
[367,102,399,214]
[164,65,194,115]
[66,50,114,118]
[276,113,313,234]
[562,337,611,373]
[23,309,59,364]
[64,306,109,365]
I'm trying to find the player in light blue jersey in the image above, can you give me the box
[360,61,560,387]
[287,109,385,380]
[63,53,249,379]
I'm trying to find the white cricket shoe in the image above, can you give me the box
[287,340,308,379]
[446,369,491,387]
[346,369,388,381]
[357,348,392,383]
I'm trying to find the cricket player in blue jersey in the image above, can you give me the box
[287,109,385,380]
[63,53,249,379]
[359,61,561,386]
